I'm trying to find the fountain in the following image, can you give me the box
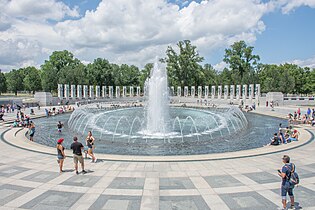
[35,61,287,156]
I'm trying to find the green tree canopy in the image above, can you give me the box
[5,69,24,95]
[0,70,7,95]
[41,50,79,92]
[163,40,204,87]
[23,66,42,94]
[223,40,260,84]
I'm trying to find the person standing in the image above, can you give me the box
[297,108,301,119]
[70,136,87,175]
[57,121,63,132]
[86,131,97,163]
[278,155,296,209]
[29,121,35,141]
[56,138,66,173]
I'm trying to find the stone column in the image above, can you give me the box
[255,84,261,98]
[177,86,181,96]
[115,86,120,98]
[129,86,134,97]
[249,84,254,100]
[136,86,140,97]
[236,85,241,100]
[204,86,209,98]
[218,85,222,99]
[109,86,113,98]
[224,85,229,100]
[191,86,195,97]
[89,85,94,98]
[171,86,175,96]
[71,85,76,98]
[95,86,100,98]
[77,85,82,99]
[198,86,202,98]
[64,84,69,99]
[102,86,106,98]
[83,85,88,98]
[230,85,235,100]
[184,86,188,97]
[242,84,248,99]
[122,86,127,97]
[211,86,216,99]
[58,84,63,99]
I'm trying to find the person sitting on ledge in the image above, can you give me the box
[288,130,299,142]
[269,133,280,146]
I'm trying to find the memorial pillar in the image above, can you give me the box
[230,85,235,100]
[198,86,202,98]
[184,86,188,97]
[224,85,229,100]
[218,85,222,99]
[77,85,82,99]
[71,85,76,98]
[191,86,195,97]
[177,86,181,96]
[89,85,94,98]
[204,86,209,99]
[211,86,216,99]
[64,84,69,99]
[102,86,106,98]
[58,84,63,99]
[95,86,100,98]
[109,86,113,98]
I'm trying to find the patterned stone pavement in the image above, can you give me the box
[0,106,315,210]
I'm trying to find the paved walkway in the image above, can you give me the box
[0,105,315,209]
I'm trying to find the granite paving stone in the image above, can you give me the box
[203,175,244,188]
[219,191,278,210]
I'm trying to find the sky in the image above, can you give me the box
[0,0,315,72]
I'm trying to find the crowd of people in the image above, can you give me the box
[56,131,98,174]
[269,123,299,146]
[288,107,315,126]
[45,105,74,117]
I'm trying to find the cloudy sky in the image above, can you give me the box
[0,0,315,72]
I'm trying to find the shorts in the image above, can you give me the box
[58,128,62,132]
[57,155,64,160]
[73,154,83,164]
[281,182,294,199]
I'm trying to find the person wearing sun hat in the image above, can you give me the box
[56,138,66,173]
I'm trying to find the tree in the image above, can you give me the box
[86,58,113,86]
[139,63,153,87]
[223,40,260,84]
[23,67,42,94]
[0,70,7,95]
[163,40,204,87]
[58,62,87,85]
[41,50,78,92]
[5,69,24,95]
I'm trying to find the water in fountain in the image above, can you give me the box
[143,61,170,135]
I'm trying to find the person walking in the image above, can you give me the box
[86,131,97,163]
[56,138,66,173]
[278,155,296,209]
[70,136,87,175]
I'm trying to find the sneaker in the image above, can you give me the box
[94,158,97,163]
[289,205,295,209]
[76,171,79,175]
[82,170,87,174]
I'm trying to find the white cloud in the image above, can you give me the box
[290,55,315,69]
[4,0,79,21]
[0,0,313,72]
[278,0,315,14]
[214,61,228,71]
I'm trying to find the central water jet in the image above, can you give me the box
[144,60,170,134]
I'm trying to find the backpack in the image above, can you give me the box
[286,164,299,186]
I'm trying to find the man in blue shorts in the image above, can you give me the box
[278,155,295,209]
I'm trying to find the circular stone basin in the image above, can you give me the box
[32,106,286,156]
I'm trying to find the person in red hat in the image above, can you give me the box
[56,138,66,173]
